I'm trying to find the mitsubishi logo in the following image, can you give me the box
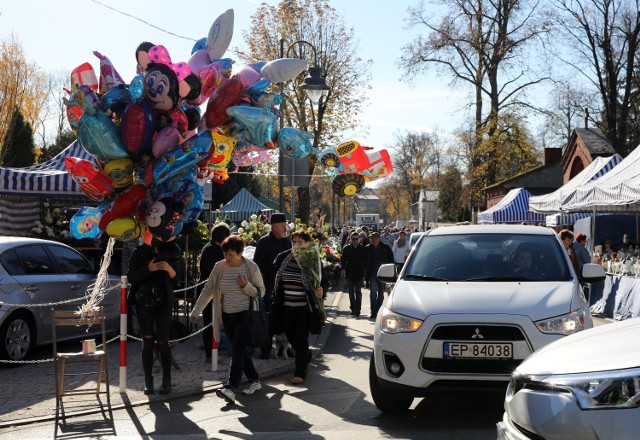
[471,328,484,339]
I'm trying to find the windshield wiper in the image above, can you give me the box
[403,274,448,281]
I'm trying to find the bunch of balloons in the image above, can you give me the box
[64,8,322,243]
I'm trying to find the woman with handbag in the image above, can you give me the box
[189,235,265,404]
[270,230,324,385]
[127,237,180,395]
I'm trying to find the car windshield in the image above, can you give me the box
[403,233,572,282]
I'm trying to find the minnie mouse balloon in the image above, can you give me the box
[147,197,184,242]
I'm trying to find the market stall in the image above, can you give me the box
[477,187,545,224]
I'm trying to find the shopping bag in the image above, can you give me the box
[243,298,271,348]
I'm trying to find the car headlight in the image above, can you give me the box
[539,368,640,410]
[380,307,423,334]
[535,309,586,335]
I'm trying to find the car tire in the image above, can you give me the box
[0,312,35,362]
[332,174,365,197]
[369,353,413,413]
[321,152,340,168]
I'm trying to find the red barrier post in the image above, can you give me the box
[119,275,128,393]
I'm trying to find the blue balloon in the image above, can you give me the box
[129,75,145,103]
[192,37,207,54]
[245,78,271,95]
[250,92,283,110]
[277,128,318,158]
[226,106,277,148]
[99,85,130,113]
[77,111,128,159]
[69,204,109,239]
[152,130,213,185]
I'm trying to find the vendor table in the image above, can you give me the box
[589,274,640,320]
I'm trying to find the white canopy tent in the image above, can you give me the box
[478,188,545,224]
[561,145,640,213]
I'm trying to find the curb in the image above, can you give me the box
[0,290,343,428]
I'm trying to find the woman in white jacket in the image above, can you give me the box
[190,235,265,404]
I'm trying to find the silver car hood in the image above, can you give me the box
[516,317,640,375]
[389,280,575,322]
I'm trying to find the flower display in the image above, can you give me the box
[236,215,271,246]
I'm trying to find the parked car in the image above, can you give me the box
[409,231,424,248]
[370,224,606,413]
[319,140,392,197]
[0,237,120,361]
[497,317,640,439]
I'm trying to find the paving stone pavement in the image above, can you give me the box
[0,290,341,428]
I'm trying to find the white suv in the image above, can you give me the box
[370,224,606,413]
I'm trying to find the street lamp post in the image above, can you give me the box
[278,38,329,223]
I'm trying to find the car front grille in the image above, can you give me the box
[424,324,528,374]
[431,324,526,341]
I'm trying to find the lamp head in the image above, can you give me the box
[301,66,329,102]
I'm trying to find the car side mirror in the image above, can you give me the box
[377,263,397,283]
[582,263,606,283]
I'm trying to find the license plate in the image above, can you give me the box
[443,342,513,359]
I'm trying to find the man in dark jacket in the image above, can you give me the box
[365,232,394,320]
[341,231,368,316]
[253,212,291,357]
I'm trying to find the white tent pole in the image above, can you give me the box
[590,206,596,254]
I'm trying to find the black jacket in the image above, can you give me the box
[127,241,180,307]
[340,243,367,279]
[253,232,291,295]
[365,242,394,274]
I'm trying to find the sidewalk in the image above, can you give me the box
[0,289,341,428]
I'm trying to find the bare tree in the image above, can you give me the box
[553,0,640,155]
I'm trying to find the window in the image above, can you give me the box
[0,250,26,275]
[13,245,55,275]
[47,245,93,274]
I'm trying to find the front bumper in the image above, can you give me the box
[373,313,560,394]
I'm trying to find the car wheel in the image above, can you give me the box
[369,353,413,413]
[332,174,365,197]
[0,312,35,361]
[321,152,340,168]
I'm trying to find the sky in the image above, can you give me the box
[0,0,469,150]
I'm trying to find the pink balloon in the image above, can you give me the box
[188,49,212,76]
[232,65,261,90]
[152,126,181,158]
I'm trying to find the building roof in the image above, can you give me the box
[573,128,616,156]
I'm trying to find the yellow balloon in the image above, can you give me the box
[103,158,134,188]
[105,216,146,241]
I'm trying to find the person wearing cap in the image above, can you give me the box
[253,212,291,358]
[365,232,394,320]
[574,233,591,277]
[340,231,367,316]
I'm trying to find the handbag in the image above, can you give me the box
[243,298,271,348]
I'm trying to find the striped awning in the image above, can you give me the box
[0,198,40,236]
[530,154,622,214]
[561,144,640,213]
[221,188,275,222]
[0,141,90,198]
[478,188,546,224]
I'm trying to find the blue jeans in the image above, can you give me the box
[369,272,386,317]
[221,311,259,390]
[347,278,363,315]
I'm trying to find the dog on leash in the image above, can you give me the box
[275,333,294,360]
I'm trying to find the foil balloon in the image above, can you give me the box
[191,37,207,54]
[98,184,147,231]
[93,51,124,95]
[120,101,155,154]
[188,49,214,77]
[129,75,145,103]
[226,105,277,148]
[105,216,146,241]
[65,157,114,200]
[152,125,181,158]
[147,197,184,242]
[211,168,229,184]
[69,205,107,239]
[245,78,270,95]
[99,84,130,114]
[232,65,260,89]
[277,128,318,158]
[204,77,243,129]
[151,129,213,185]
[206,9,234,61]
[103,158,134,189]
[231,142,261,168]
[207,131,236,170]
[75,86,128,159]
[260,58,308,83]
[250,92,283,110]
[70,62,99,94]
[246,61,268,74]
